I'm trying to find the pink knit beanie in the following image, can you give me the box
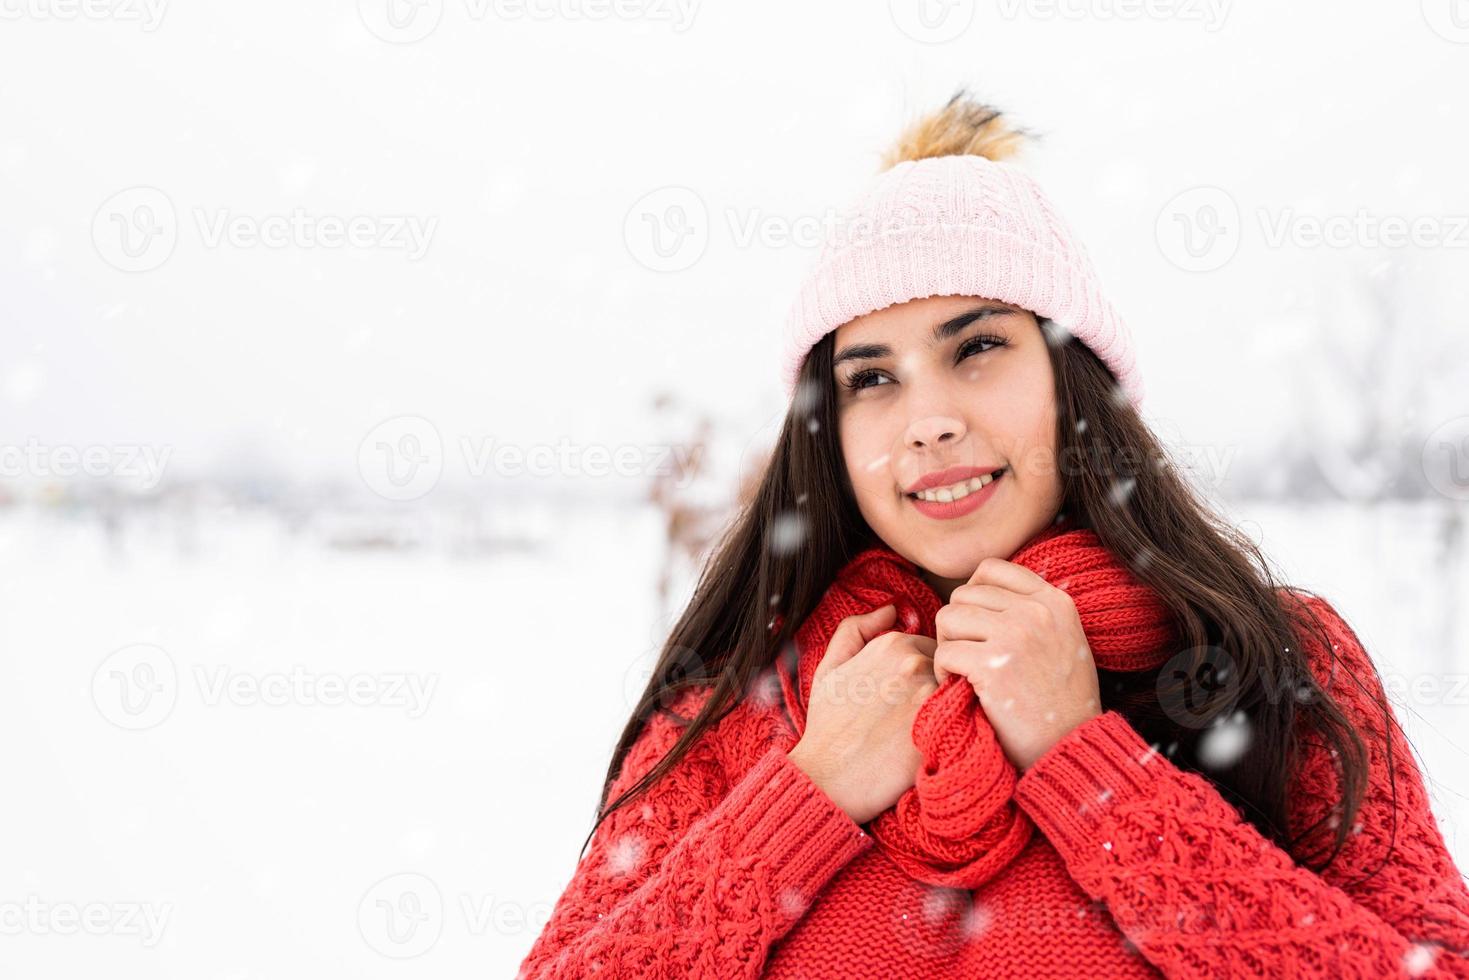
[779,95,1144,409]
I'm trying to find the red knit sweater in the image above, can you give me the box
[517,595,1469,978]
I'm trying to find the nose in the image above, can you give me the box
[905,414,966,451]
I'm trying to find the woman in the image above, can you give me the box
[516,91,1469,978]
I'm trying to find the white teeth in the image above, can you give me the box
[913,470,1001,503]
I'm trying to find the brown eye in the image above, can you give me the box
[843,369,891,391]
[958,334,1007,362]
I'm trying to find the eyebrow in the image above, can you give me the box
[831,304,1021,372]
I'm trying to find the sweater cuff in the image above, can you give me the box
[718,746,873,913]
[1013,710,1170,864]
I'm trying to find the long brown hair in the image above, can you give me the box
[582,94,1397,883]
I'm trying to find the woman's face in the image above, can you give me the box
[832,294,1063,601]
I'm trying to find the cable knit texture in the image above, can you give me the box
[776,517,1179,889]
[779,153,1144,407]
[518,563,1469,977]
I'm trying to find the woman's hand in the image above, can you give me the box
[933,557,1101,772]
[787,604,939,824]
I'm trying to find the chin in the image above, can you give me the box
[909,539,993,581]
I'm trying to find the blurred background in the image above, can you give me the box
[2,1,1468,977]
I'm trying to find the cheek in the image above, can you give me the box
[840,412,898,499]
[992,366,1059,484]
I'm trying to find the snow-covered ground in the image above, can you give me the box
[0,498,1465,978]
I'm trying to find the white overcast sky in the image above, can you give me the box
[2,0,1466,488]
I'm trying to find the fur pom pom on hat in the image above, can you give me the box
[779,91,1144,408]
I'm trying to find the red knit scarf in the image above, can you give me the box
[776,519,1179,889]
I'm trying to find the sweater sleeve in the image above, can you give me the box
[1013,594,1469,979]
[515,686,873,979]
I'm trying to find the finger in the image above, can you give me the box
[898,634,937,659]
[934,601,998,645]
[912,677,940,706]
[948,583,1015,611]
[819,603,896,674]
[966,556,1050,594]
[913,635,937,657]
[933,638,991,689]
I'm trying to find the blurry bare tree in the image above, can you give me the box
[1284,260,1469,670]
[646,392,725,622]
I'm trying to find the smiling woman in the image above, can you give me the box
[517,89,1469,979]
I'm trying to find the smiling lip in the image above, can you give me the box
[904,465,1006,495]
[905,467,1006,520]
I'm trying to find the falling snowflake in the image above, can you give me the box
[965,897,994,939]
[605,834,646,876]
[1198,710,1253,770]
[1108,477,1137,507]
[748,669,783,710]
[1040,319,1075,348]
[1405,943,1438,976]
[777,887,809,919]
[793,378,822,416]
[767,511,808,556]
